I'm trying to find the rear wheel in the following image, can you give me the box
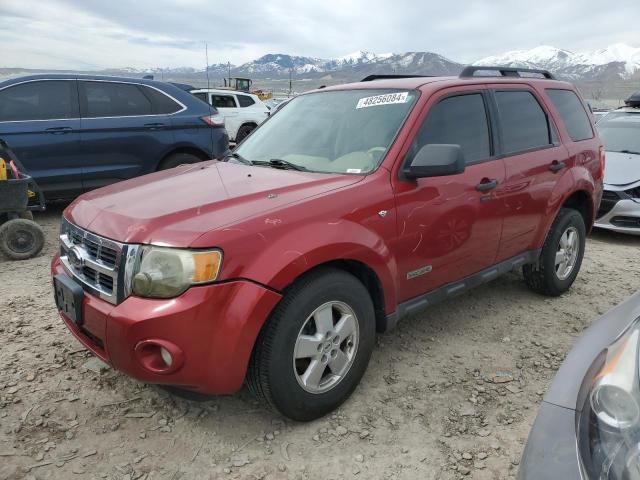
[158,152,202,170]
[0,218,45,260]
[523,208,586,296]
[236,124,256,143]
[247,268,375,421]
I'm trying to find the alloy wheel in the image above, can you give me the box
[293,301,359,394]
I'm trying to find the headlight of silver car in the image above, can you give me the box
[131,246,223,298]
[577,318,640,479]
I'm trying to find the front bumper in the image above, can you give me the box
[52,256,282,394]
[518,402,581,480]
[594,197,640,236]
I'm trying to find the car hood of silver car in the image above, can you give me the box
[604,150,640,189]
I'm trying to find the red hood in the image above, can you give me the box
[66,161,363,246]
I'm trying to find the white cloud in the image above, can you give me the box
[0,0,639,70]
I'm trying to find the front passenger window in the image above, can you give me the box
[0,81,76,122]
[411,93,491,164]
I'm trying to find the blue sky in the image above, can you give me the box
[1,0,639,69]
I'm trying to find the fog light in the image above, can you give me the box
[160,347,173,367]
[134,339,183,375]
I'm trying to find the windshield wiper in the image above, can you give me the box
[224,152,253,165]
[253,159,309,171]
[615,149,640,155]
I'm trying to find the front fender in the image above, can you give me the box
[218,219,398,315]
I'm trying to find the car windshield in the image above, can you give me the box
[597,113,640,155]
[234,89,418,174]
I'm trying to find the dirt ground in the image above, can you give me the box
[1,206,639,480]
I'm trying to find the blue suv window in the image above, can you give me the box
[0,80,77,121]
[142,86,183,114]
[81,81,153,118]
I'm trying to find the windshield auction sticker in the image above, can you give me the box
[356,92,409,109]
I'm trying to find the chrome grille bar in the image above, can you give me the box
[59,219,136,305]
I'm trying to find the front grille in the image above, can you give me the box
[59,219,139,305]
[597,190,621,219]
[611,216,640,229]
[68,229,118,268]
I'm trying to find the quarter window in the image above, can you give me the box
[140,86,182,114]
[546,89,593,141]
[81,81,153,118]
[0,80,77,121]
[237,95,256,107]
[495,91,551,154]
[411,93,491,164]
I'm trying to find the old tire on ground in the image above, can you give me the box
[247,268,376,421]
[0,218,45,260]
[19,211,34,221]
[523,208,586,296]
[235,124,255,143]
[158,152,202,170]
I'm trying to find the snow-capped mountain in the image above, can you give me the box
[231,51,461,78]
[234,54,327,75]
[474,44,640,79]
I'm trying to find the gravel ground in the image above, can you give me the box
[1,206,639,480]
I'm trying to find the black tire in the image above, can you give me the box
[235,124,255,143]
[158,152,202,170]
[0,219,45,260]
[19,211,34,221]
[247,268,376,421]
[523,208,586,296]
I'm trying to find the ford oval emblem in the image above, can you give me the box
[68,246,84,268]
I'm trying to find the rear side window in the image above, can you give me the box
[495,91,551,154]
[411,93,491,164]
[546,89,593,141]
[237,95,255,107]
[212,95,237,108]
[140,86,182,114]
[0,80,77,121]
[81,81,153,118]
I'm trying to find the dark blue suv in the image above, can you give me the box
[0,75,229,199]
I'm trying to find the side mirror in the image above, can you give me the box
[403,144,466,179]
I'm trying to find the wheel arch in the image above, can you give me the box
[533,183,595,248]
[561,190,593,232]
[282,259,388,333]
[156,146,210,171]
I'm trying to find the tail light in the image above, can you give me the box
[201,114,225,127]
[599,146,606,173]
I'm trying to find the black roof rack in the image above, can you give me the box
[460,66,555,80]
[360,74,432,82]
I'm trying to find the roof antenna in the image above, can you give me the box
[204,42,217,157]
[205,42,211,91]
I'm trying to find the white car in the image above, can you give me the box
[190,89,270,143]
[594,92,640,235]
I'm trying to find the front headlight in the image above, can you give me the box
[131,246,222,298]
[577,318,640,480]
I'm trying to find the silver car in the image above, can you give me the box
[595,94,640,235]
[519,292,640,479]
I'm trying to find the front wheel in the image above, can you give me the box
[247,268,375,421]
[523,208,586,296]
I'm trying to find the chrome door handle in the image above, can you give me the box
[476,178,498,191]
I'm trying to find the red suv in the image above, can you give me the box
[52,67,604,421]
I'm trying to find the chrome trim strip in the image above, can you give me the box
[0,78,187,124]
